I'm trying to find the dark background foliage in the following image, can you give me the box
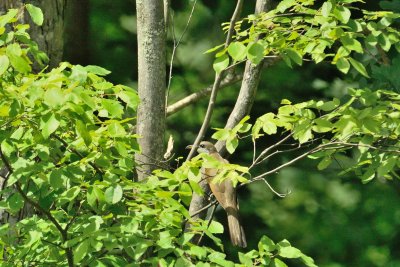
[63,1,400,266]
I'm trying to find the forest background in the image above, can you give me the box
[1,0,400,266]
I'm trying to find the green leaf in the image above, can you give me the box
[286,48,303,66]
[258,113,277,135]
[321,2,332,17]
[336,57,350,74]
[259,235,276,252]
[190,246,207,259]
[247,42,264,65]
[228,42,247,61]
[279,245,302,258]
[226,136,238,154]
[204,44,225,54]
[0,55,9,76]
[87,186,105,208]
[44,88,65,108]
[108,122,126,137]
[334,6,351,24]
[341,35,363,53]
[40,113,60,138]
[276,0,296,12]
[0,9,18,27]
[239,252,254,266]
[247,43,264,65]
[208,221,224,234]
[312,118,333,133]
[6,43,31,73]
[73,239,89,264]
[94,81,113,90]
[348,58,370,78]
[50,169,66,189]
[208,252,235,267]
[118,89,139,109]
[26,4,44,26]
[105,184,123,204]
[317,157,332,170]
[58,186,80,206]
[212,128,230,141]
[76,120,92,146]
[84,65,111,76]
[8,193,24,213]
[213,54,229,74]
[273,258,288,267]
[101,99,124,118]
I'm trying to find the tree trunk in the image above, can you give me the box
[0,0,66,69]
[64,0,90,65]
[0,0,66,224]
[135,0,166,181]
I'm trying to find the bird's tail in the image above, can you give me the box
[226,207,247,248]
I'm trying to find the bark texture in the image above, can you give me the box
[0,0,66,69]
[135,0,166,180]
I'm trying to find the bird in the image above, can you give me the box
[187,141,247,248]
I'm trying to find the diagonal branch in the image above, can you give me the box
[186,0,244,161]
[215,0,272,156]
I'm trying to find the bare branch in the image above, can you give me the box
[250,142,348,182]
[250,133,293,169]
[197,203,217,245]
[166,0,198,107]
[166,74,242,116]
[190,199,218,218]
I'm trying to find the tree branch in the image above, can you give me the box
[250,143,347,182]
[215,0,271,156]
[186,0,244,161]
[166,73,242,116]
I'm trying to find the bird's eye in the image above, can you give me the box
[199,144,205,148]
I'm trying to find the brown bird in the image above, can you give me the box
[187,141,247,248]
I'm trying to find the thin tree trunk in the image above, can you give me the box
[135,0,166,181]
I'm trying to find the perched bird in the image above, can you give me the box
[187,141,247,248]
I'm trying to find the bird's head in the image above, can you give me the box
[186,141,217,154]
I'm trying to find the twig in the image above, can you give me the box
[259,178,291,198]
[197,203,218,245]
[166,74,242,116]
[190,200,218,218]
[186,73,224,160]
[250,133,293,169]
[251,143,347,181]
[166,0,198,108]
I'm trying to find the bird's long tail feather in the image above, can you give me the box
[226,207,247,248]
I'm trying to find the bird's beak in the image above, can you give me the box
[186,145,193,150]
